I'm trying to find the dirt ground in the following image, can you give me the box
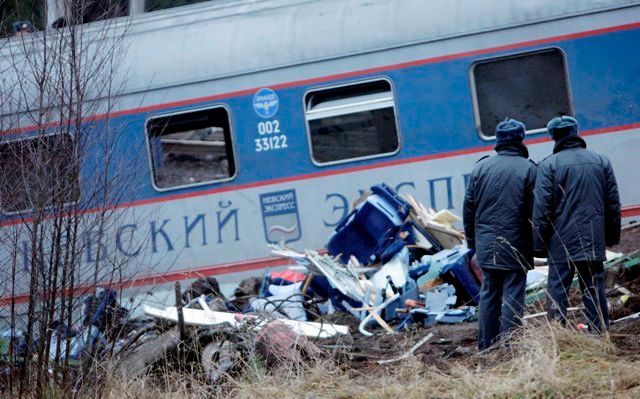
[79,225,640,399]
[612,222,640,254]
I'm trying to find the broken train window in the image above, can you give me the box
[146,106,236,190]
[0,133,79,213]
[471,48,573,138]
[144,0,211,12]
[48,0,129,27]
[304,79,400,165]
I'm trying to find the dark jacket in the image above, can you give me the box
[463,144,537,271]
[532,136,621,264]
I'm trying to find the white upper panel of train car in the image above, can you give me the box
[2,0,640,118]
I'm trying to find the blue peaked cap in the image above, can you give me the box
[495,119,526,145]
[547,116,578,140]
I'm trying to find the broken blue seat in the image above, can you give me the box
[381,221,443,264]
[327,183,410,265]
[437,245,480,305]
[383,279,419,321]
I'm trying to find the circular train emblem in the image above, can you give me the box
[253,88,279,118]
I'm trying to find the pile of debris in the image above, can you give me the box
[107,183,482,380]
[0,288,129,366]
[270,183,479,336]
[3,184,640,387]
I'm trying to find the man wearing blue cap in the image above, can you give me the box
[533,116,620,332]
[464,119,537,350]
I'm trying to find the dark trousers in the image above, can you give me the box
[478,269,527,350]
[547,261,609,332]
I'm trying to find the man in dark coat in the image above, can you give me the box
[464,119,537,350]
[533,116,621,332]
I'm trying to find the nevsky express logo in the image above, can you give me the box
[259,189,301,244]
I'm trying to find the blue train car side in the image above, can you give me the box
[1,0,639,304]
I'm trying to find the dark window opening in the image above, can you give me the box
[305,80,400,164]
[145,0,211,12]
[1,0,45,37]
[472,48,572,137]
[78,0,129,23]
[48,0,129,28]
[146,107,236,190]
[0,133,79,213]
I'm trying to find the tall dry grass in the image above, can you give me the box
[80,321,640,399]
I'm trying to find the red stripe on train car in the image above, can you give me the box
[622,205,640,218]
[2,203,640,306]
[0,255,295,306]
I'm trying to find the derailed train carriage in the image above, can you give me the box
[1,0,640,309]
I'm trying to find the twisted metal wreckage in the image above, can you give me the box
[2,184,638,382]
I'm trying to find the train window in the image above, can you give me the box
[1,2,45,37]
[0,133,79,213]
[145,0,210,12]
[78,0,129,23]
[146,106,236,190]
[471,48,572,138]
[305,80,400,165]
[48,0,129,27]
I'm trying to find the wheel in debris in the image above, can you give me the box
[201,340,238,384]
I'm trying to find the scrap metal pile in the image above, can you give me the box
[105,183,485,379]
[270,183,479,335]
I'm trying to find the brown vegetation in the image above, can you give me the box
[67,319,638,399]
[89,226,640,399]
